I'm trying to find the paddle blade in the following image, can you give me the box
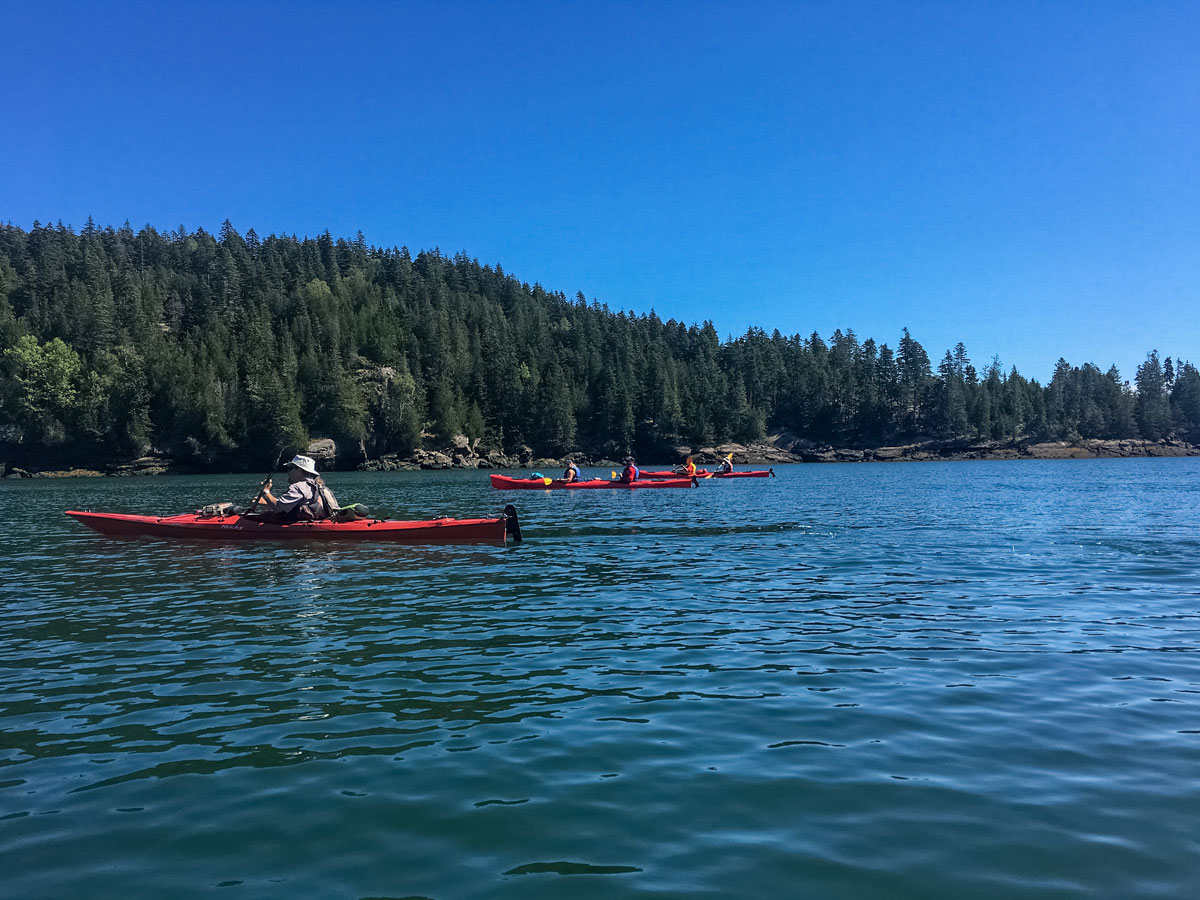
[543,478,552,485]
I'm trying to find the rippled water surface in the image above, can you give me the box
[2,460,1199,899]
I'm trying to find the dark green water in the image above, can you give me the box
[2,461,1198,899]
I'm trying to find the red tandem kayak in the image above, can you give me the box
[66,506,522,544]
[640,468,776,479]
[490,474,696,490]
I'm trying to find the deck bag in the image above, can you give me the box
[333,504,370,522]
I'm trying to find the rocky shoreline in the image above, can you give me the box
[3,433,1199,478]
[346,433,1200,469]
[752,435,1200,464]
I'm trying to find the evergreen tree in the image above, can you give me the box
[1170,362,1200,440]
[897,328,932,435]
[937,349,969,438]
[1135,350,1171,440]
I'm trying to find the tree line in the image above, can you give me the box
[0,220,1196,469]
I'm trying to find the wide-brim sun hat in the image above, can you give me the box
[288,454,318,476]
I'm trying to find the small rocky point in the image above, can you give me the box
[734,435,1200,463]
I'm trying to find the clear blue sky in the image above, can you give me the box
[2,1,1198,382]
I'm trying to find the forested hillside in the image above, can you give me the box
[1,220,1197,470]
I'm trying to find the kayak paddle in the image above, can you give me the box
[251,446,287,508]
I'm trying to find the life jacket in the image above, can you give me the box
[313,476,339,519]
[621,464,639,483]
[291,476,338,521]
[564,463,582,482]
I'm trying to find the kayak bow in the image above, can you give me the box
[66,506,522,545]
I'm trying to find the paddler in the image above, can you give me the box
[255,454,339,522]
[714,453,734,475]
[676,457,698,477]
[563,458,584,483]
[619,456,640,483]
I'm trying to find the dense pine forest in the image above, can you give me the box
[1,220,1197,471]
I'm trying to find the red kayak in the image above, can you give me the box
[490,474,696,490]
[66,506,522,544]
[640,468,775,479]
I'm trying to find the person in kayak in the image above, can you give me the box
[255,454,339,522]
[563,459,584,483]
[676,457,697,477]
[619,456,640,483]
[714,454,734,475]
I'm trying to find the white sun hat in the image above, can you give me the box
[288,454,318,476]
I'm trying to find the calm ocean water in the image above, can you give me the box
[1,460,1198,899]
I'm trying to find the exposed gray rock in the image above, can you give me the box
[799,449,837,463]
[307,438,338,465]
[105,454,179,476]
[412,449,455,469]
[484,449,520,468]
[359,454,415,472]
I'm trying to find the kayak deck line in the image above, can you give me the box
[65,507,522,545]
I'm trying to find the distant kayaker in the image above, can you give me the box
[677,457,697,477]
[619,456,640,483]
[563,459,584,483]
[715,454,734,475]
[256,454,338,522]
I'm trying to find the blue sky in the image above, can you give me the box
[2,1,1197,382]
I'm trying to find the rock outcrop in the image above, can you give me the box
[306,438,339,467]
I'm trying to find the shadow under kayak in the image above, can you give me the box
[66,506,522,544]
[489,474,697,490]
